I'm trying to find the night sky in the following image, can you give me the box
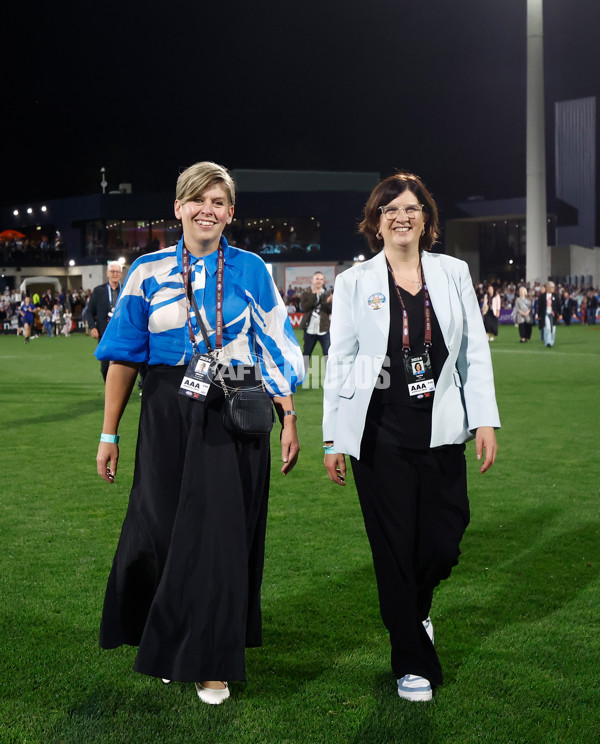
[3,0,599,208]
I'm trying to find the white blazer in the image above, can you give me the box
[322,250,501,459]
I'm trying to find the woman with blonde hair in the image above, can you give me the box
[514,285,533,342]
[95,161,304,705]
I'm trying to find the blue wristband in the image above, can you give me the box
[323,445,339,455]
[100,433,120,444]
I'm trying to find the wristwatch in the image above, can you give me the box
[282,410,297,417]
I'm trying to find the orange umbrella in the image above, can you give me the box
[0,229,26,240]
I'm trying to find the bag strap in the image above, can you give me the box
[215,365,231,399]
[187,281,214,354]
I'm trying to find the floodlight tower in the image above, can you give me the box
[526,0,549,283]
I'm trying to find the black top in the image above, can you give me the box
[364,271,448,450]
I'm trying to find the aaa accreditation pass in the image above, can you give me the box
[408,378,435,396]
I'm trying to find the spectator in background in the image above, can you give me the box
[19,296,35,344]
[586,288,598,325]
[52,301,63,336]
[81,295,93,335]
[561,289,576,326]
[40,290,53,309]
[481,285,501,342]
[573,286,584,318]
[61,309,73,337]
[514,286,533,342]
[537,281,561,347]
[88,261,123,381]
[42,308,53,338]
[0,296,10,321]
[580,295,588,324]
[505,283,515,306]
[299,271,333,359]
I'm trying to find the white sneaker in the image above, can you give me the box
[195,682,230,705]
[397,674,432,702]
[161,679,171,684]
[423,617,434,644]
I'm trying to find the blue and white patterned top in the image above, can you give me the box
[96,237,304,396]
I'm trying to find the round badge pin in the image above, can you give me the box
[368,293,386,310]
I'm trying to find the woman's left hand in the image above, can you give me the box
[280,418,300,475]
[475,426,497,474]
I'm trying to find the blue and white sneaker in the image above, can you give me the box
[397,674,433,702]
[423,616,434,644]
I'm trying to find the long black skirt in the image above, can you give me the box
[483,308,499,336]
[99,365,271,683]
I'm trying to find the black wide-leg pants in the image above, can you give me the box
[351,441,469,688]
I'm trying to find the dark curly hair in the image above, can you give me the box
[358,171,439,254]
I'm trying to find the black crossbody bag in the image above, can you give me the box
[189,287,274,437]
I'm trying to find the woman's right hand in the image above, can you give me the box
[97,442,119,483]
[324,453,347,486]
[96,362,139,484]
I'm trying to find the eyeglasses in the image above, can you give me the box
[379,204,424,220]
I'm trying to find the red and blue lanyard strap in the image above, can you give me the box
[182,242,225,355]
[386,260,432,353]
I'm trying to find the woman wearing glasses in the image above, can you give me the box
[323,172,500,701]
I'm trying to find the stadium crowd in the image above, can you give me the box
[0,235,66,266]
[473,279,598,324]
[1,286,91,338]
[1,277,598,340]
[284,277,598,324]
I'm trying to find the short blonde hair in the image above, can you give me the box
[176,161,236,206]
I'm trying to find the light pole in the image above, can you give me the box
[526,0,549,283]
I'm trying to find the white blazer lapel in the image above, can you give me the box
[360,251,390,344]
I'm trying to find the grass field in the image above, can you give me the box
[1,324,599,744]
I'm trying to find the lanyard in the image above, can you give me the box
[386,260,432,352]
[107,282,120,307]
[182,242,225,354]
